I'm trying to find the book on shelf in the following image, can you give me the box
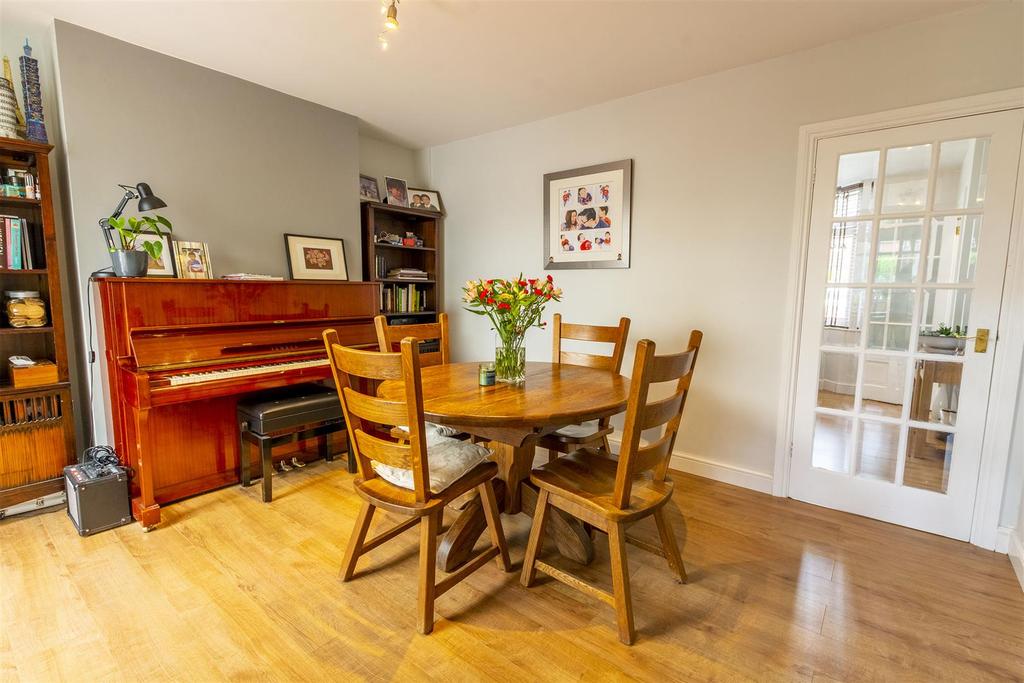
[386,267,429,280]
[380,283,428,313]
[0,216,45,270]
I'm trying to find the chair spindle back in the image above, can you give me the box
[612,331,703,509]
[375,313,450,367]
[324,330,432,502]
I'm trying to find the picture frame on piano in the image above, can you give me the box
[172,240,214,279]
[136,233,176,277]
[284,233,349,281]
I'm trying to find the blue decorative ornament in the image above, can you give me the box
[19,39,47,143]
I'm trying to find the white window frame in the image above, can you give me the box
[775,88,1024,551]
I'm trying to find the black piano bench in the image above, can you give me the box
[237,383,354,503]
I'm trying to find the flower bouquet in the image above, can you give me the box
[463,274,562,384]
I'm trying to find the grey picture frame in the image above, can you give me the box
[543,159,632,270]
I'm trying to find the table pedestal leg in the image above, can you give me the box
[436,440,594,571]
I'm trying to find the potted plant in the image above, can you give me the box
[919,323,966,355]
[105,214,172,277]
[463,274,562,384]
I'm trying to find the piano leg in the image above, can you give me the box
[132,407,161,529]
[260,438,274,503]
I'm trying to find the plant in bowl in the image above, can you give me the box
[106,214,172,277]
[919,323,966,355]
[463,274,562,384]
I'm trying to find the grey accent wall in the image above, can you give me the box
[53,20,362,441]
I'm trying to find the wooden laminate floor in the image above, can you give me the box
[1,459,1022,682]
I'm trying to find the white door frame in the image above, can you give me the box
[774,88,1024,550]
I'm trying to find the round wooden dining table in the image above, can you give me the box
[379,361,630,571]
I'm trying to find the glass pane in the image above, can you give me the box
[857,420,900,482]
[868,288,915,351]
[834,151,879,217]
[904,428,953,493]
[911,359,962,426]
[822,287,865,347]
[881,144,932,214]
[927,215,981,284]
[812,413,852,473]
[860,355,906,418]
[874,218,922,283]
[828,221,872,283]
[934,138,990,210]
[919,288,971,353]
[817,351,857,411]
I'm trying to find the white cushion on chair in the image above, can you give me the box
[396,422,461,437]
[554,421,602,439]
[371,431,491,494]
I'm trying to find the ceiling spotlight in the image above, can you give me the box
[384,1,399,31]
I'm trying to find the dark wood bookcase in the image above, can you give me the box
[0,136,76,509]
[360,201,444,324]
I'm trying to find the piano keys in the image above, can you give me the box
[96,278,379,528]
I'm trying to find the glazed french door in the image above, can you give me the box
[790,109,1024,540]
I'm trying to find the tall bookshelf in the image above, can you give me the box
[0,137,76,509]
[360,201,443,325]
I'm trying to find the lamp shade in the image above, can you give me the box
[135,182,166,212]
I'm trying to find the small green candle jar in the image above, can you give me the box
[479,362,496,386]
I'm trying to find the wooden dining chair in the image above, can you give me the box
[375,313,450,366]
[521,331,703,645]
[539,314,630,459]
[323,329,512,635]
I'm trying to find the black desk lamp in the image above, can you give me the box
[98,182,167,252]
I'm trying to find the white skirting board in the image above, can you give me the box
[605,437,773,494]
[1009,528,1024,592]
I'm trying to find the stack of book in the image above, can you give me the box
[381,283,428,313]
[387,267,428,281]
[0,215,45,269]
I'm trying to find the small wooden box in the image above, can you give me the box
[9,360,58,388]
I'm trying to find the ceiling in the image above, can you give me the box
[4,0,984,149]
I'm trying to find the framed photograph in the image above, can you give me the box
[284,233,349,281]
[384,176,409,207]
[135,233,175,277]
[359,174,381,202]
[408,188,443,214]
[544,159,632,270]
[172,240,213,279]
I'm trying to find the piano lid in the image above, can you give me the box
[128,317,376,372]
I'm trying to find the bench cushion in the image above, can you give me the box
[237,383,342,434]
[372,432,491,494]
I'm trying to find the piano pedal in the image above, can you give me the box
[291,457,306,469]
[278,459,293,473]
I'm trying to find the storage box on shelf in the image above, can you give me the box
[0,136,76,510]
[360,201,443,324]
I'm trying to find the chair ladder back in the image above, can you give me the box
[551,314,631,373]
[324,330,432,502]
[374,313,450,367]
[612,330,703,508]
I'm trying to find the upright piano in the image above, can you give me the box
[96,278,379,527]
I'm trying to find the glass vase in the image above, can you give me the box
[494,343,526,385]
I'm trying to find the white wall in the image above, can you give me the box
[359,135,422,189]
[423,4,1024,494]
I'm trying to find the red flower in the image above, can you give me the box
[497,302,511,310]
[546,274,553,282]
[528,278,537,285]
[486,279,494,284]
[545,293,552,300]
[478,290,486,299]
[487,297,496,305]
[533,289,541,296]
[518,280,527,287]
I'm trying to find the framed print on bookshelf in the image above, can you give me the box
[383,176,409,207]
[359,174,381,202]
[136,233,175,277]
[408,188,443,214]
[543,159,632,270]
[172,240,213,279]
[284,233,349,281]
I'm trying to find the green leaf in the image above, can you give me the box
[155,215,172,231]
[141,240,162,260]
